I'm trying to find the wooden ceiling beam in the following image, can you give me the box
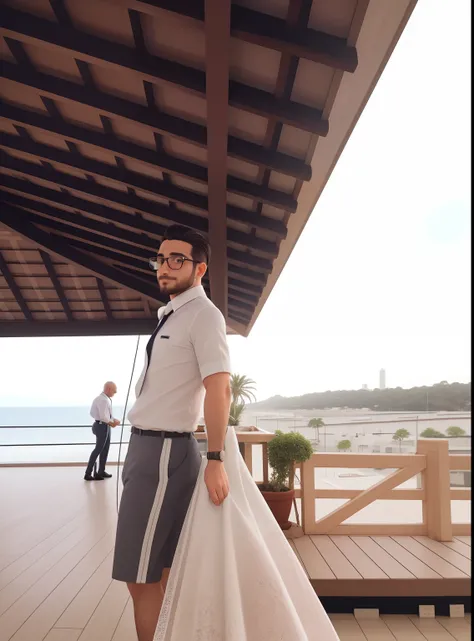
[2,61,310,181]
[116,0,358,72]
[1,193,266,294]
[204,0,231,317]
[0,154,278,256]
[96,278,114,320]
[32,212,258,308]
[0,6,328,135]
[0,130,294,227]
[39,249,74,321]
[0,100,296,212]
[0,208,164,305]
[0,250,33,320]
[0,180,272,277]
[0,319,158,337]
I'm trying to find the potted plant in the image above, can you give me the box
[259,430,313,530]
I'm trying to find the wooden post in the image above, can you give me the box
[417,439,452,541]
[243,443,253,476]
[262,443,269,485]
[300,458,316,534]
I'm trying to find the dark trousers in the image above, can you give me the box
[86,421,111,475]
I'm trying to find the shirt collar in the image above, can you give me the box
[157,285,206,319]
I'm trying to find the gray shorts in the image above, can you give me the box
[112,431,201,584]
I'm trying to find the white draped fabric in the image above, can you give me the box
[155,427,339,641]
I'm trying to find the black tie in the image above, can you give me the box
[143,309,174,382]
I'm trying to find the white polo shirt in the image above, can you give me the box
[90,392,112,424]
[127,285,231,432]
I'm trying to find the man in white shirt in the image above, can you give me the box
[85,381,120,481]
[112,225,231,641]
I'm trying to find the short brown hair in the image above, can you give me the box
[162,225,210,265]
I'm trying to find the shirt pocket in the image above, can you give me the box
[157,335,192,364]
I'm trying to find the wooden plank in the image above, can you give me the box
[313,578,471,598]
[292,536,335,580]
[350,537,416,579]
[76,581,129,641]
[450,489,471,500]
[262,443,269,485]
[44,631,82,641]
[243,443,253,475]
[111,598,137,641]
[452,525,471,536]
[392,537,468,579]
[372,537,441,579]
[442,539,471,559]
[357,618,397,640]
[0,515,83,589]
[287,539,307,575]
[331,524,426,536]
[300,460,315,533]
[454,536,471,546]
[0,526,94,616]
[449,456,471,471]
[314,489,425,500]
[409,616,459,641]
[314,453,426,469]
[413,537,471,574]
[330,616,367,640]
[0,525,113,641]
[436,617,471,641]
[56,555,114,629]
[310,536,361,579]
[330,536,388,579]
[10,538,115,641]
[382,615,429,641]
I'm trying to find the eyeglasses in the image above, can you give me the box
[149,256,199,271]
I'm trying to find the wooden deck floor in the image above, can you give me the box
[0,466,471,641]
[290,533,471,597]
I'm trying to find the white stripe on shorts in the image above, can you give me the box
[136,438,172,583]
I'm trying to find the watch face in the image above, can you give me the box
[219,451,225,462]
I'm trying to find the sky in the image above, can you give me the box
[0,0,471,408]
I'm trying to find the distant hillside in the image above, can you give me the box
[251,382,471,412]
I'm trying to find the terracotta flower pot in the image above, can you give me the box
[259,487,295,530]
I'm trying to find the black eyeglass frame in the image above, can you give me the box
[149,255,201,271]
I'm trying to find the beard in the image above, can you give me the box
[158,272,195,297]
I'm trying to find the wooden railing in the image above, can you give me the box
[296,439,470,541]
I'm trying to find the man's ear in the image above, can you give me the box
[197,263,208,279]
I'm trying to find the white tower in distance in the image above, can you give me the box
[379,369,386,390]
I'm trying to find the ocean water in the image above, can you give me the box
[0,406,470,465]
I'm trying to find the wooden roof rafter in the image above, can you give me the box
[0,0,418,337]
[0,5,329,135]
[39,249,74,321]
[0,249,33,321]
[112,0,358,72]
[0,154,279,255]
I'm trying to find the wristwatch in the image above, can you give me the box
[207,450,225,462]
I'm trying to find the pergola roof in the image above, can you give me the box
[0,0,417,337]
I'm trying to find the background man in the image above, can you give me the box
[85,381,120,481]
